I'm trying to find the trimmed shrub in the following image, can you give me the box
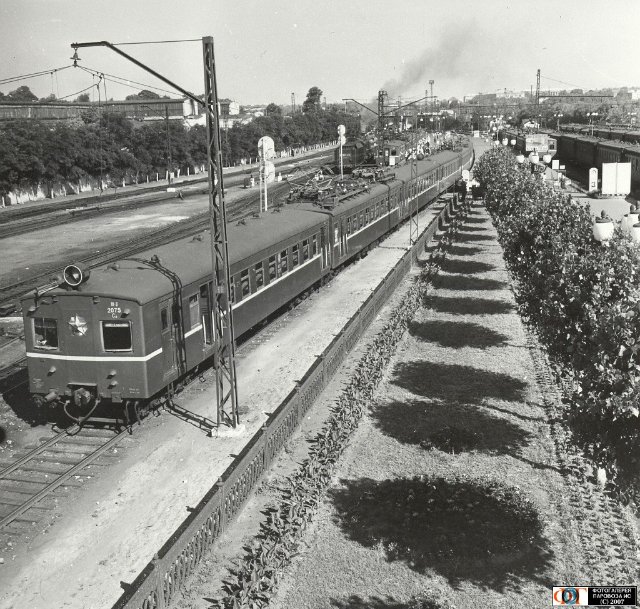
[475,146,640,501]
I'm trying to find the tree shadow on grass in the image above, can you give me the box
[408,320,509,349]
[330,594,450,609]
[0,426,6,445]
[435,274,507,292]
[391,361,527,404]
[329,476,552,591]
[371,399,531,456]
[446,245,484,257]
[463,216,487,224]
[439,259,495,275]
[455,232,492,243]
[457,225,487,232]
[425,296,514,316]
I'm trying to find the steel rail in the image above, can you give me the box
[0,425,80,479]
[0,427,128,529]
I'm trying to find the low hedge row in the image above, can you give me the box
[216,200,471,608]
[474,146,640,501]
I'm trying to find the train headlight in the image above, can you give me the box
[63,262,91,288]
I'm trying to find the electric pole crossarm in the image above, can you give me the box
[71,40,203,107]
[342,98,378,115]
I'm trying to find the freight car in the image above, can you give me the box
[334,137,375,171]
[506,128,640,193]
[22,144,473,421]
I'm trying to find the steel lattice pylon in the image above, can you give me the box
[202,37,239,427]
[70,37,239,428]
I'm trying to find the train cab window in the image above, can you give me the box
[302,239,310,261]
[312,235,318,256]
[241,269,250,297]
[279,249,288,274]
[292,244,300,267]
[189,294,199,328]
[255,262,264,289]
[268,255,277,281]
[102,321,132,352]
[33,317,58,350]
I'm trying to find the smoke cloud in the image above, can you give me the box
[380,21,478,100]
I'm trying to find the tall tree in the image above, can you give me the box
[126,89,161,100]
[7,86,38,102]
[302,86,323,114]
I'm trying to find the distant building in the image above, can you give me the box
[219,99,240,116]
[496,89,526,99]
[0,97,243,124]
[0,97,199,122]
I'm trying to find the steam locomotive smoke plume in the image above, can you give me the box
[381,22,476,99]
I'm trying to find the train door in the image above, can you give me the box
[340,219,348,256]
[199,282,213,348]
[321,226,330,269]
[159,297,177,379]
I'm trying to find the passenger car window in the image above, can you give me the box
[302,239,310,261]
[280,249,288,274]
[268,255,277,281]
[255,262,264,288]
[33,317,58,350]
[292,244,299,267]
[102,321,132,352]
[241,269,250,297]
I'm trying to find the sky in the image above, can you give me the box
[1,0,640,110]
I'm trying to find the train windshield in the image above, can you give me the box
[33,317,58,350]
[102,321,132,352]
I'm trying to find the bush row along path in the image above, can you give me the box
[265,201,640,609]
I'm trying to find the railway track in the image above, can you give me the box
[0,186,209,240]
[0,425,129,538]
[0,178,293,310]
[0,357,28,394]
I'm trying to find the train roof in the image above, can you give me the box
[23,145,468,306]
[596,139,639,151]
[28,207,326,305]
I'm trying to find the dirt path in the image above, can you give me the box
[264,202,640,609]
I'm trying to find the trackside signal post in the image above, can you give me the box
[70,36,239,428]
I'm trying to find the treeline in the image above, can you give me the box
[0,101,358,198]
